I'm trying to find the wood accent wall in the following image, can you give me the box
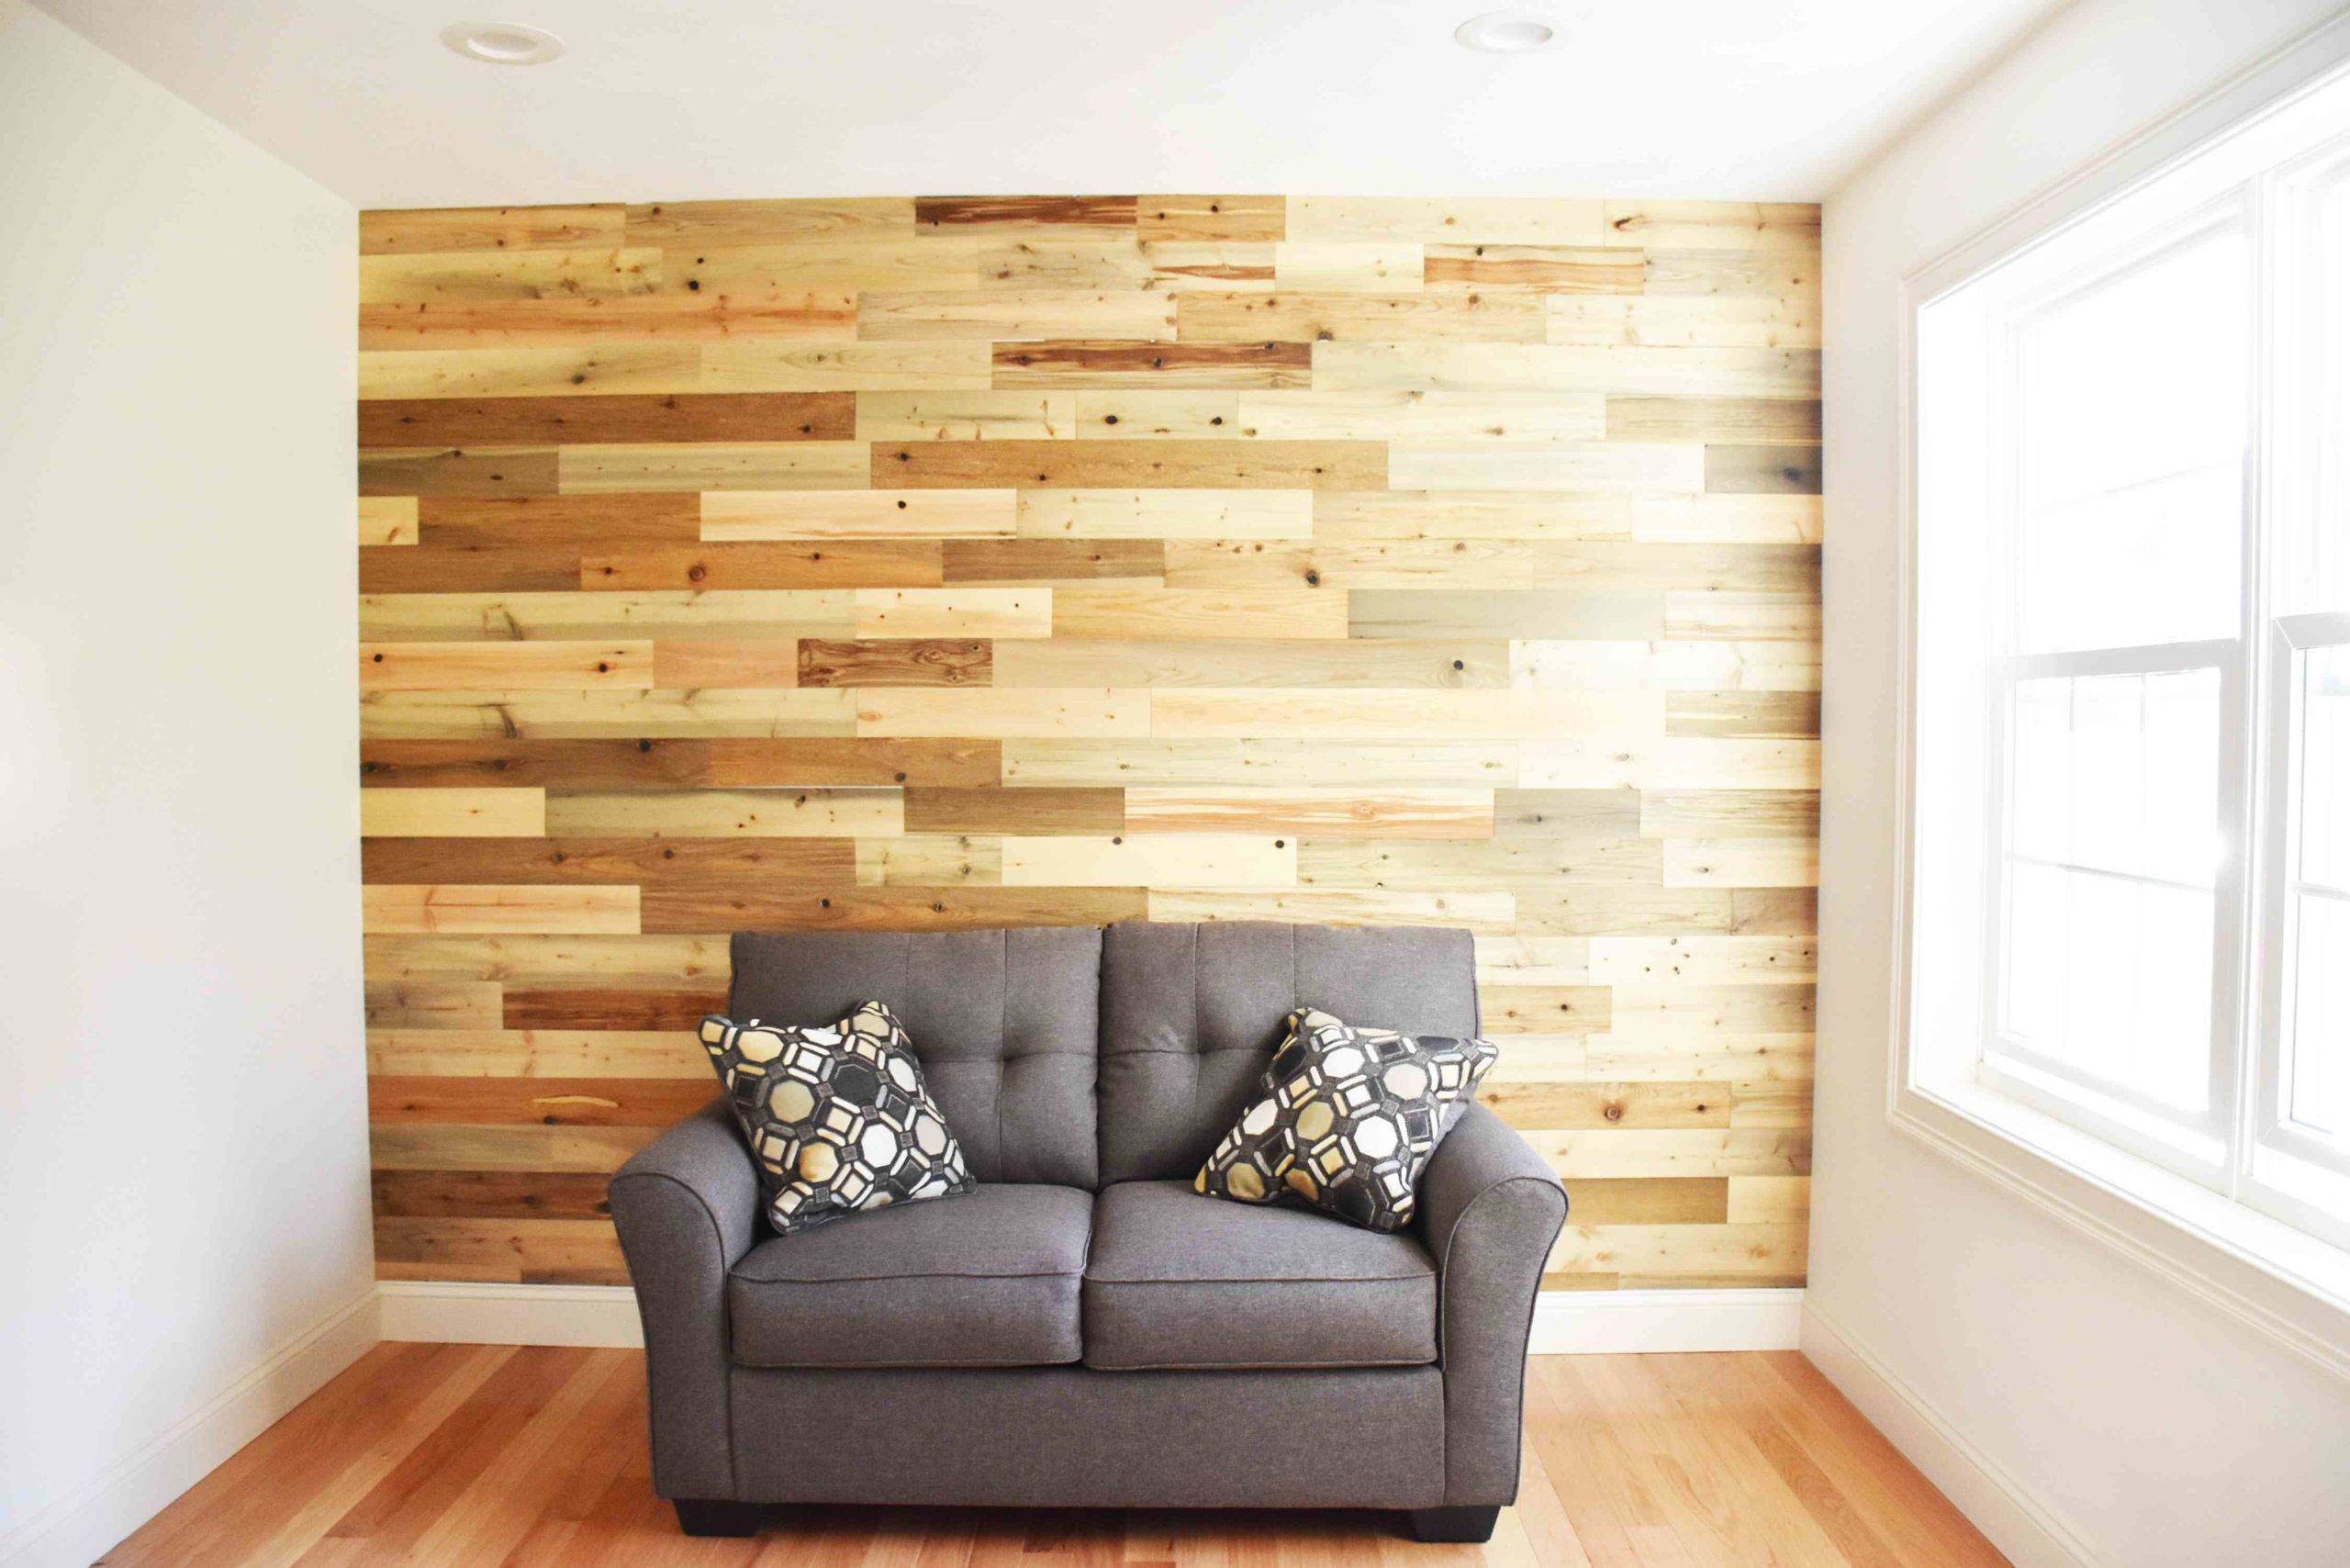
[356,194,1820,1292]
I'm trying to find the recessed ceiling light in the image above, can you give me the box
[1454,11,1558,53]
[440,21,565,66]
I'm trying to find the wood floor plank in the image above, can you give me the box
[104,1350,2003,1568]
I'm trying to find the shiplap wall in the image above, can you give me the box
[356,194,1819,1292]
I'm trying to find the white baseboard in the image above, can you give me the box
[1800,1300,2095,1568]
[0,1287,379,1568]
[382,1280,1801,1354]
[378,1281,644,1347]
[1529,1287,1804,1352]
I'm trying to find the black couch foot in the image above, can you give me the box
[1409,1505,1500,1543]
[674,1499,763,1536]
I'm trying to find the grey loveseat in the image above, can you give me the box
[609,921,1567,1543]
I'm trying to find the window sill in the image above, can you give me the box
[1892,1076,2350,1382]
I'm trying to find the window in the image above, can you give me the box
[1907,66,2350,1265]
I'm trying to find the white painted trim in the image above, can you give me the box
[378,1281,645,1348]
[1800,1301,2095,1568]
[0,1288,379,1568]
[379,1279,1796,1357]
[1529,1287,1804,1353]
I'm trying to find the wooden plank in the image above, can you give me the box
[363,885,640,935]
[369,1076,712,1126]
[359,246,661,302]
[361,641,654,692]
[1424,245,1645,292]
[361,835,853,889]
[1017,489,1313,539]
[1180,291,1545,343]
[1286,197,1609,245]
[856,289,1173,341]
[1639,790,1818,838]
[1606,397,1821,443]
[1001,834,1295,887]
[1384,442,1706,493]
[360,206,626,255]
[853,689,1147,738]
[361,497,420,547]
[358,687,855,740]
[1136,196,1285,241]
[1270,242,1424,293]
[796,639,991,688]
[1052,588,1349,640]
[1004,737,1517,788]
[543,788,902,837]
[901,787,1125,836]
[1071,391,1239,440]
[361,788,547,838]
[359,448,559,498]
[853,587,1050,639]
[361,736,998,789]
[1549,291,1820,349]
[698,341,992,392]
[992,340,1312,389]
[359,345,700,400]
[1147,688,1661,739]
[699,488,1016,539]
[358,295,856,349]
[361,588,856,643]
[1520,737,1820,790]
[580,541,943,590]
[622,196,916,246]
[991,636,1506,689]
[414,493,699,547]
[1707,443,1825,495]
[915,195,1138,231]
[647,639,800,689]
[365,1029,702,1081]
[1663,839,1821,888]
[1125,788,1494,839]
[855,391,1076,442]
[1312,342,1822,397]
[881,439,1382,492]
[555,440,868,493]
[1145,888,1517,932]
[940,538,1165,586]
[1234,390,1606,442]
[359,392,852,446]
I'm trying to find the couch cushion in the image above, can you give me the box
[728,1184,1090,1368]
[730,927,1100,1187]
[1081,1180,1437,1371]
[1097,922,1481,1185]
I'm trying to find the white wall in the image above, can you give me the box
[1815,2,2350,1565]
[0,3,370,1562]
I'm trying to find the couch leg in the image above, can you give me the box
[1408,1505,1499,1543]
[673,1499,762,1537]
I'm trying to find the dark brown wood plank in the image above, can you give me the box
[371,1169,620,1221]
[415,493,701,547]
[795,640,992,688]
[359,449,560,498]
[369,1077,713,1126]
[916,195,1136,229]
[361,392,854,447]
[504,988,726,1030]
[901,787,1125,835]
[359,546,582,593]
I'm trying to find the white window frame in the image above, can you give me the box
[1889,18,2350,1381]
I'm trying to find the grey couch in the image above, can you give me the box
[609,921,1567,1544]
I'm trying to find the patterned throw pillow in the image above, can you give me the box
[699,1001,974,1236]
[1195,1006,1500,1232]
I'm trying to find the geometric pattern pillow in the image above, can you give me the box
[1194,1006,1501,1233]
[698,1000,974,1237]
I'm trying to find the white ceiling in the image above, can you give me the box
[33,0,2072,209]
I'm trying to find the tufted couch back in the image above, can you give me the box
[728,921,1480,1193]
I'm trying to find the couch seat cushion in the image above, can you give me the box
[729,1184,1090,1369]
[1082,1180,1437,1371]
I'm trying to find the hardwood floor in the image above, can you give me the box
[99,1346,2004,1567]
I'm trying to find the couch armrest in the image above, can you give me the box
[1418,1103,1569,1507]
[609,1097,760,1500]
